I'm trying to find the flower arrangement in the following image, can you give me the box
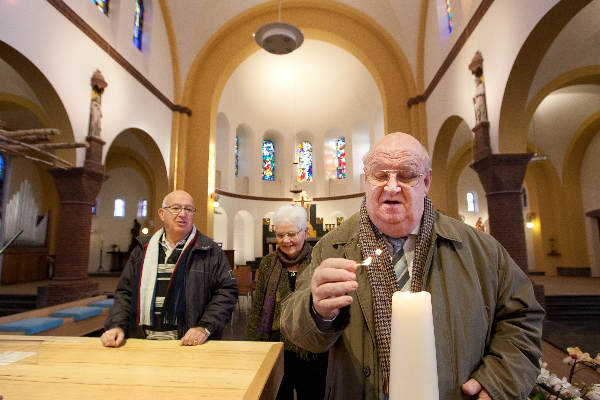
[531,347,600,400]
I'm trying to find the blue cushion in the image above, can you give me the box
[88,299,114,308]
[51,306,103,321]
[0,317,63,335]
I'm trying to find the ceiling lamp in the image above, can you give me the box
[254,0,303,55]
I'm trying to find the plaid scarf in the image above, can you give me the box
[358,196,436,394]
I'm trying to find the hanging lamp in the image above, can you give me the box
[254,0,303,55]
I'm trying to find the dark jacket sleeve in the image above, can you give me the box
[471,243,545,399]
[196,246,238,337]
[104,246,143,334]
[246,254,272,340]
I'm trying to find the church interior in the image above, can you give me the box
[0,0,599,394]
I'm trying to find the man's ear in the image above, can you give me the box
[423,169,433,193]
[158,208,166,223]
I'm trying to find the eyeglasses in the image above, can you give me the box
[366,170,424,188]
[275,229,302,240]
[163,204,196,215]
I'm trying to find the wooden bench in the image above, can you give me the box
[0,295,110,337]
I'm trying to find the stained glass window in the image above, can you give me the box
[297,141,313,182]
[133,0,144,50]
[235,136,239,177]
[446,0,453,33]
[262,140,275,181]
[92,0,109,15]
[335,137,347,179]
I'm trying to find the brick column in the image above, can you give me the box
[43,162,105,306]
[471,153,532,274]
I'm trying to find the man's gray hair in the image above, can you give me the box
[161,193,170,208]
[273,204,308,231]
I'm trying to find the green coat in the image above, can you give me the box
[281,211,544,399]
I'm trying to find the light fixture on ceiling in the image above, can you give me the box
[254,0,303,55]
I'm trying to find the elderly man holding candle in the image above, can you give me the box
[281,132,544,399]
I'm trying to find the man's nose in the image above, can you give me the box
[383,173,402,192]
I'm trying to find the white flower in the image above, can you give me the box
[586,384,600,400]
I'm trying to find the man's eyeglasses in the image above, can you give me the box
[275,229,302,240]
[366,170,424,188]
[163,204,196,215]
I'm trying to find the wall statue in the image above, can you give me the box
[469,51,488,125]
[88,69,108,137]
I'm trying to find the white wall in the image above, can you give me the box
[0,0,174,169]
[425,0,560,153]
[89,166,151,272]
[218,40,382,199]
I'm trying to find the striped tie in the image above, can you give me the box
[390,237,409,290]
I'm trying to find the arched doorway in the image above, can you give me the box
[175,1,417,233]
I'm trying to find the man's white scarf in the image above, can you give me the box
[138,226,197,326]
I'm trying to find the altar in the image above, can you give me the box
[0,335,283,399]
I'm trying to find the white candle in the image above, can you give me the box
[389,291,439,399]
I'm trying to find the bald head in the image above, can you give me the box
[363,132,431,174]
[162,190,194,208]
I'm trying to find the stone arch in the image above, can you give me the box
[560,111,600,266]
[429,115,465,214]
[524,151,568,275]
[446,142,473,220]
[498,0,594,153]
[177,0,417,233]
[0,40,75,164]
[105,128,169,231]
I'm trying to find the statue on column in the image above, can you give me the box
[88,69,107,138]
[469,51,488,125]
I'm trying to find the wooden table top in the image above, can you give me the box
[0,335,283,400]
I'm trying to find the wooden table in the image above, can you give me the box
[0,335,283,399]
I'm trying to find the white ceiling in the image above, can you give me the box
[218,39,382,136]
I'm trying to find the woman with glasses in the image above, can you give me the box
[247,204,327,400]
